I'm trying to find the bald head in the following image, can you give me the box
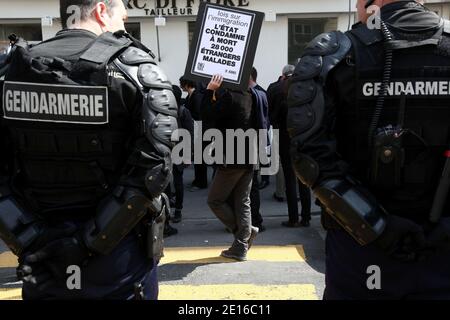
[356,0,423,24]
[60,0,128,35]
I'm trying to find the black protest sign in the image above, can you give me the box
[184,2,264,90]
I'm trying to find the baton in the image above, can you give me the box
[429,147,450,223]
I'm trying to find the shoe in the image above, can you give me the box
[299,219,310,227]
[254,224,266,232]
[273,193,284,202]
[220,249,247,261]
[258,180,270,190]
[189,186,201,192]
[164,224,178,237]
[248,226,259,249]
[171,210,182,223]
[281,221,301,228]
[189,185,207,192]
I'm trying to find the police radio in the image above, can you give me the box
[369,95,406,190]
[368,93,428,190]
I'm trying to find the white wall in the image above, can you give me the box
[253,16,288,89]
[41,20,62,40]
[0,0,359,89]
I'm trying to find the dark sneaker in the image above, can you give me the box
[299,219,310,227]
[273,193,285,202]
[248,226,259,249]
[164,224,178,238]
[258,180,270,190]
[254,224,266,232]
[220,249,247,262]
[281,221,301,228]
[171,210,182,223]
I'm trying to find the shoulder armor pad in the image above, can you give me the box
[118,47,156,65]
[293,55,322,81]
[303,31,344,57]
[147,89,178,118]
[287,80,316,106]
[113,58,172,91]
[287,31,350,142]
[138,63,172,90]
[347,24,382,46]
[293,31,351,84]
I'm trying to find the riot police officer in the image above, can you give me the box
[288,0,450,299]
[0,0,177,299]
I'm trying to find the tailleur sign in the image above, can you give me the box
[126,0,251,16]
[184,2,264,90]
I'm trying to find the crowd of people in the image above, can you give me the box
[164,66,313,261]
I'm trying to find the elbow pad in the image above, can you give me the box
[0,196,40,256]
[113,47,178,197]
[314,178,387,245]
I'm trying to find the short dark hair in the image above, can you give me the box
[172,85,182,107]
[179,76,196,89]
[60,0,118,29]
[251,67,257,82]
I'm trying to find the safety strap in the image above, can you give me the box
[80,31,133,64]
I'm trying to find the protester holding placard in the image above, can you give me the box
[202,74,259,262]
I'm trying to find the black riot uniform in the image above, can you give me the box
[288,1,450,299]
[0,29,177,299]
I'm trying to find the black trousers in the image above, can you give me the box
[166,165,184,210]
[324,229,450,300]
[193,164,208,188]
[173,165,184,210]
[250,170,263,226]
[280,136,311,223]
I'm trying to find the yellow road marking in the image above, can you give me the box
[0,252,17,268]
[0,288,21,300]
[160,246,305,265]
[159,284,318,300]
[0,285,318,301]
[1,245,306,268]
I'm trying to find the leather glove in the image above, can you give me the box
[17,222,92,290]
[21,234,92,281]
[425,218,450,253]
[374,215,426,262]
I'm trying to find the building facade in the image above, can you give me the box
[0,0,449,88]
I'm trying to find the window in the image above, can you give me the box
[0,23,42,53]
[188,21,197,50]
[125,22,141,41]
[288,18,337,65]
[293,24,312,46]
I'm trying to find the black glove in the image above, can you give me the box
[21,235,91,281]
[17,223,92,290]
[425,218,450,253]
[374,215,426,262]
